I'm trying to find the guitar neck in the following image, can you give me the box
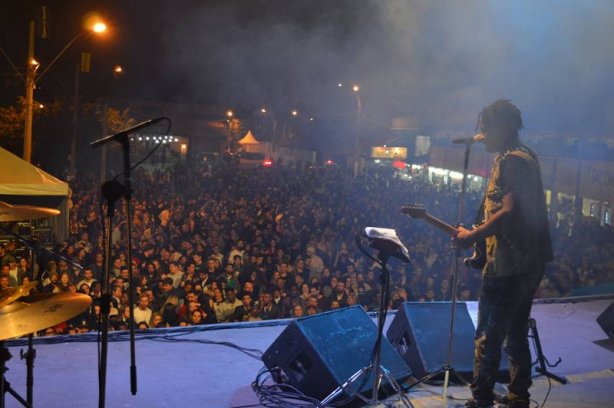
[420,214,458,236]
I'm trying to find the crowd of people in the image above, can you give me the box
[1,159,612,335]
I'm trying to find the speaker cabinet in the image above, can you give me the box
[262,305,412,401]
[387,302,509,382]
[597,301,614,340]
[386,302,475,380]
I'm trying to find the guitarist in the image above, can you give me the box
[455,100,553,408]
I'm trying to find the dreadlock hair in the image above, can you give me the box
[476,99,524,135]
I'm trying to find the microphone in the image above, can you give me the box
[452,133,484,144]
[90,117,166,148]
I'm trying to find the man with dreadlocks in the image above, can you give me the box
[455,100,553,408]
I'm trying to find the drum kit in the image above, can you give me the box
[1,201,92,408]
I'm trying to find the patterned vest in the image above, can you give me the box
[483,145,553,278]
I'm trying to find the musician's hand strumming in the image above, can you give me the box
[454,226,475,248]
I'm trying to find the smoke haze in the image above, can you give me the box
[3,0,613,135]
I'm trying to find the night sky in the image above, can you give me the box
[2,0,614,136]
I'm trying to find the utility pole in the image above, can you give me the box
[70,60,81,176]
[23,20,36,162]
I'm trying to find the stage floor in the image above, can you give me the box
[3,298,613,408]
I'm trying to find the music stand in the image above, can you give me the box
[320,228,413,407]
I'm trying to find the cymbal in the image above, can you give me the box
[0,201,60,222]
[0,281,38,309]
[0,292,92,341]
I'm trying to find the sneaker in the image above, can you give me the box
[465,399,494,408]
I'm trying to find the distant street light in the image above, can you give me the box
[70,64,123,176]
[23,18,107,162]
[291,110,298,117]
[337,82,362,176]
[226,110,234,152]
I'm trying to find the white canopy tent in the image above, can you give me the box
[0,147,69,242]
[237,130,272,156]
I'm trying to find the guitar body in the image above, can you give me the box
[464,239,486,270]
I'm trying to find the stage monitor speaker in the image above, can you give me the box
[262,305,412,402]
[386,301,509,382]
[597,301,614,340]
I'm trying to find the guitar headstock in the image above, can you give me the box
[400,204,427,219]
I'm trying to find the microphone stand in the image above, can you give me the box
[98,180,117,408]
[97,134,138,408]
[441,141,473,403]
[444,140,474,401]
[121,135,138,397]
[413,141,474,407]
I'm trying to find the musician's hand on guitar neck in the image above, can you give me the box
[454,225,475,248]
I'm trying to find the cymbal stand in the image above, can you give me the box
[0,226,47,407]
[1,342,32,408]
[19,336,35,406]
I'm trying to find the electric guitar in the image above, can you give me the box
[400,204,486,270]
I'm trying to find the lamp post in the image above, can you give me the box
[70,64,122,177]
[22,19,107,162]
[226,110,234,153]
[352,84,362,177]
[258,107,280,146]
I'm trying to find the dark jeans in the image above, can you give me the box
[470,272,541,404]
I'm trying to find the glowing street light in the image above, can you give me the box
[92,22,107,33]
[225,110,235,152]
[336,82,363,176]
[291,110,298,117]
[113,65,123,74]
[260,108,267,114]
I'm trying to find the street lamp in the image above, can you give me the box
[352,84,362,176]
[226,110,234,152]
[70,64,123,176]
[23,18,107,162]
[257,107,280,144]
